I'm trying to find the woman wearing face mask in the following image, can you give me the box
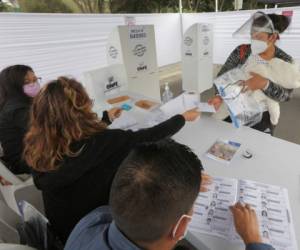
[208,12,294,135]
[0,65,41,174]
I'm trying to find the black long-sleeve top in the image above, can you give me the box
[31,114,186,243]
[0,97,31,174]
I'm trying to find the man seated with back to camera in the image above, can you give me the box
[65,140,274,250]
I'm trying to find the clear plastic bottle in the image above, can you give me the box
[162,82,173,103]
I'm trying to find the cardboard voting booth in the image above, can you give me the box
[106,25,161,101]
[182,23,214,96]
[83,64,128,106]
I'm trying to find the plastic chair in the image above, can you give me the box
[0,200,21,244]
[0,182,44,216]
[0,244,37,250]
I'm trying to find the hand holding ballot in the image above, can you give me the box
[108,107,122,122]
[160,92,214,120]
[208,95,223,111]
[230,203,262,245]
[182,108,201,122]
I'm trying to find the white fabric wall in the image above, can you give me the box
[182,7,300,64]
[0,8,300,82]
[0,13,181,81]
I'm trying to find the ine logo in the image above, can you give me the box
[105,76,120,92]
[137,63,147,72]
[133,44,147,57]
[108,46,118,59]
[184,36,193,46]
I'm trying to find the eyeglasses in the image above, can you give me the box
[219,80,244,100]
[24,77,42,85]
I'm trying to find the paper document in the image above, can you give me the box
[190,177,298,250]
[109,112,138,130]
[206,140,241,164]
[160,92,200,118]
[198,102,216,113]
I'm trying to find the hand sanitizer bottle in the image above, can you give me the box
[162,82,173,103]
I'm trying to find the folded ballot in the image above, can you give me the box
[160,92,215,118]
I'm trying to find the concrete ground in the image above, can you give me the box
[159,63,300,145]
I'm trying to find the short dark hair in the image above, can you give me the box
[0,65,33,109]
[109,139,202,243]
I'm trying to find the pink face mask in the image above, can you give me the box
[23,82,41,97]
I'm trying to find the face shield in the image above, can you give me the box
[233,11,278,38]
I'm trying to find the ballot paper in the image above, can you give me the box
[160,92,200,118]
[190,177,298,250]
[109,111,138,130]
[198,102,216,113]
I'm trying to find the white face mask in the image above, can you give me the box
[251,39,268,55]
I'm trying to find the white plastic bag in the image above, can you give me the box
[214,68,263,128]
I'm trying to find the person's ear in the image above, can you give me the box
[170,216,190,242]
[269,33,278,44]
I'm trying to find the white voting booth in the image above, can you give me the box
[182,23,214,98]
[107,25,161,101]
[83,24,161,108]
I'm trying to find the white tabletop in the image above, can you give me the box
[173,115,300,250]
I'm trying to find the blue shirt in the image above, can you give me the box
[65,206,274,250]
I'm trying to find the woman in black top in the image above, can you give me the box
[0,65,41,174]
[23,77,200,243]
[209,13,294,135]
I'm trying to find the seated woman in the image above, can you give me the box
[209,12,296,135]
[23,76,200,243]
[0,65,41,174]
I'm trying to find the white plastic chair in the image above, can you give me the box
[0,182,44,216]
[0,200,21,244]
[0,244,37,250]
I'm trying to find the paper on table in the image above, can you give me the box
[160,92,200,118]
[198,102,216,113]
[109,111,138,130]
[183,92,199,110]
[159,94,186,118]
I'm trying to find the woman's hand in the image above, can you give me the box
[208,95,223,111]
[243,72,269,91]
[200,173,213,192]
[182,108,201,122]
[108,107,122,122]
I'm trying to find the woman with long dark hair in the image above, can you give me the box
[0,65,41,174]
